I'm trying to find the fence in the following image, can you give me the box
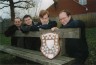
[50,13,96,27]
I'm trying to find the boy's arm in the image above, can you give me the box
[4,25,18,37]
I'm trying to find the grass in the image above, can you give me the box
[0,33,11,45]
[0,27,96,65]
[86,28,96,65]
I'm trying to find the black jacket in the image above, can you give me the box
[35,20,57,51]
[20,22,39,33]
[21,21,57,32]
[36,20,57,29]
[60,19,89,60]
[4,25,19,47]
[20,22,40,50]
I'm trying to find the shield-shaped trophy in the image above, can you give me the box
[40,33,60,59]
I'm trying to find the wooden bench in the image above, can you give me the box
[15,28,80,56]
[0,45,74,65]
[0,28,80,65]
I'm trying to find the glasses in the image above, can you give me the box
[59,17,68,21]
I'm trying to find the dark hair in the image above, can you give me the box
[39,10,49,18]
[59,10,71,16]
[23,15,32,21]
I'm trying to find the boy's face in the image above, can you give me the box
[24,17,32,25]
[40,14,49,24]
[14,18,22,27]
[59,12,71,25]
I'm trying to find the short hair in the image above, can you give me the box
[59,10,71,16]
[23,15,32,21]
[15,17,22,21]
[39,10,49,18]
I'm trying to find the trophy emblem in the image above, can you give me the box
[40,33,60,59]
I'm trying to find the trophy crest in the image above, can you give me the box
[40,33,60,59]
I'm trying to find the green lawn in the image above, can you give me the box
[0,33,11,45]
[0,28,96,65]
[86,28,96,65]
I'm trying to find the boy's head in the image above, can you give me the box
[59,10,71,25]
[23,15,32,25]
[14,17,22,27]
[39,10,49,24]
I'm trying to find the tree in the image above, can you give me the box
[0,0,35,22]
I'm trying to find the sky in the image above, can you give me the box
[0,0,54,19]
[0,1,10,18]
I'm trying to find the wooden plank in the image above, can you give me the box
[0,45,74,65]
[15,28,80,38]
[14,28,80,56]
[59,39,66,56]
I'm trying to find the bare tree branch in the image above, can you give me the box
[14,1,34,6]
[0,2,9,5]
[14,1,29,4]
[13,0,35,9]
[0,0,35,9]
[14,6,32,9]
[0,6,9,9]
[0,0,36,22]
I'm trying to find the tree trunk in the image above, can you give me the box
[9,0,15,23]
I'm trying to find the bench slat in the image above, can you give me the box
[15,28,79,38]
[0,45,74,65]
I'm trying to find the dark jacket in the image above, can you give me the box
[20,21,57,51]
[60,19,89,62]
[21,21,57,32]
[21,22,39,33]
[36,20,57,29]
[4,25,19,47]
[36,20,57,51]
[20,22,40,50]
